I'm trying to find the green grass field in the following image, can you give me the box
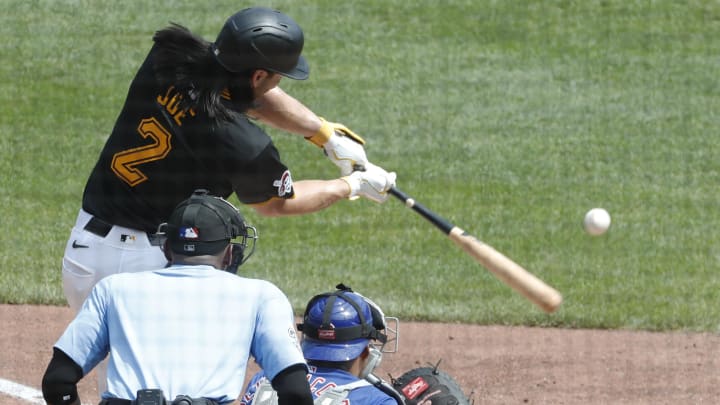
[2,0,719,332]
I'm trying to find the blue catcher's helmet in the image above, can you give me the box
[298,284,387,362]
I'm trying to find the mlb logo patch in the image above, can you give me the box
[120,234,136,244]
[179,227,200,240]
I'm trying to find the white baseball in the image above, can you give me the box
[583,208,611,236]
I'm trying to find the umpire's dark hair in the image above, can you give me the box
[152,23,256,123]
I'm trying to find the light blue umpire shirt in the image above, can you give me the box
[54,265,306,404]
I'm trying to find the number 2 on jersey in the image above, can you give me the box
[111,117,172,186]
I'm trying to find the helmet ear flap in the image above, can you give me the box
[367,301,386,332]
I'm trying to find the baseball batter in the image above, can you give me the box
[63,7,396,312]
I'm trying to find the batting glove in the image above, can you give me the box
[306,118,368,176]
[342,163,397,203]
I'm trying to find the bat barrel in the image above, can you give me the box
[390,187,563,313]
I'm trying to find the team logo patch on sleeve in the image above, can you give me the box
[288,327,302,352]
[272,170,293,197]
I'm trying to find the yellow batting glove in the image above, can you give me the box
[306,118,369,176]
[305,117,366,147]
[327,120,366,145]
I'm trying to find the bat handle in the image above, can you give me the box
[388,187,454,234]
[389,187,408,201]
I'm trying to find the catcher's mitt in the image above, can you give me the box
[392,365,471,405]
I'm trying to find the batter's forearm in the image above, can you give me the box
[249,87,322,138]
[252,179,351,217]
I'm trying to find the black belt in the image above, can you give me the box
[84,216,113,237]
[98,399,131,405]
[84,216,163,246]
[98,397,219,405]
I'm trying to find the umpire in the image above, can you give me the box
[43,190,314,405]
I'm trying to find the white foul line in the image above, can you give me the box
[0,377,45,404]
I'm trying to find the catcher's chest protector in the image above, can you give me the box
[252,379,372,405]
[251,380,278,405]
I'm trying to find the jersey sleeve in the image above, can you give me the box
[54,280,112,375]
[230,142,295,204]
[249,282,306,381]
[212,116,296,205]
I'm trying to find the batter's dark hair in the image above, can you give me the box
[151,23,256,122]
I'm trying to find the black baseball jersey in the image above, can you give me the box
[82,45,294,233]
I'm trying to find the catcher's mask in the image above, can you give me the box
[297,284,399,363]
[212,7,309,80]
[155,189,257,273]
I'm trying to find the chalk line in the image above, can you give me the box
[0,377,45,404]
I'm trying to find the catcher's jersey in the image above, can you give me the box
[241,366,397,405]
[82,44,294,233]
[55,265,306,404]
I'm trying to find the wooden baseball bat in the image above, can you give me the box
[389,187,562,313]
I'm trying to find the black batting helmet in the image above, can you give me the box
[212,7,309,80]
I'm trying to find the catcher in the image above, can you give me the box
[240,284,471,405]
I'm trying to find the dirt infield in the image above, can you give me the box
[2,304,719,405]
